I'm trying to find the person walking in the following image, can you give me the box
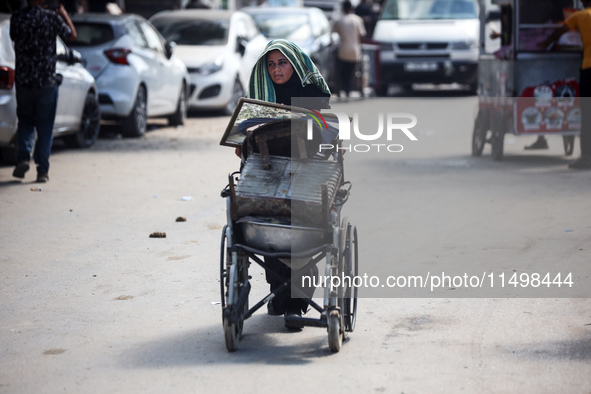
[10,0,77,182]
[539,0,591,169]
[332,0,366,99]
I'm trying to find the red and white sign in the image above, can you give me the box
[516,79,580,134]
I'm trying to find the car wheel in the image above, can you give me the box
[122,85,147,138]
[64,92,101,148]
[1,145,17,164]
[168,83,187,127]
[222,79,244,116]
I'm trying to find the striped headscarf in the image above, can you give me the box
[248,39,331,103]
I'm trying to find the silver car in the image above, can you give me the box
[241,6,336,91]
[69,13,190,137]
[149,10,268,115]
[0,14,100,163]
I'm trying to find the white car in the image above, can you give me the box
[70,13,190,137]
[149,10,268,115]
[0,14,100,163]
[372,0,480,94]
[241,6,337,92]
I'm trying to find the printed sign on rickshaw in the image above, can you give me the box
[516,79,581,133]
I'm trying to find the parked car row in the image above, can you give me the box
[241,6,337,91]
[1,6,338,163]
[149,9,267,115]
[69,13,190,137]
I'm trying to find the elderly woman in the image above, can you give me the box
[245,40,331,327]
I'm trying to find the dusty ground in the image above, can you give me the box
[0,96,590,393]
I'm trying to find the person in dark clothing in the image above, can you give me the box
[246,39,331,328]
[355,0,378,38]
[10,0,76,182]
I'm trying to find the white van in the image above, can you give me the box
[372,0,480,94]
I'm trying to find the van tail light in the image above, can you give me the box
[0,66,15,89]
[104,48,131,65]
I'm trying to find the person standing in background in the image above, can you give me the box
[539,0,591,169]
[332,0,366,100]
[354,0,378,38]
[10,0,77,182]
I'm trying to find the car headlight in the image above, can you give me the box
[450,41,475,50]
[198,59,223,76]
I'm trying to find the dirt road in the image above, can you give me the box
[1,97,590,393]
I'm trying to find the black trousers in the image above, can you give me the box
[265,257,318,313]
[338,58,358,96]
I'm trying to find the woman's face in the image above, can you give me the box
[266,50,294,85]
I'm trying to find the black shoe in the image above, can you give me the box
[524,138,548,150]
[267,300,285,316]
[284,307,304,330]
[12,161,30,179]
[568,156,591,169]
[36,173,49,183]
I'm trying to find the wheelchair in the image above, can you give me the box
[219,99,358,352]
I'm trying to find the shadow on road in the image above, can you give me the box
[507,334,591,362]
[123,314,341,368]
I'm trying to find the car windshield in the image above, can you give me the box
[70,23,114,46]
[380,0,477,20]
[151,18,229,45]
[250,13,312,41]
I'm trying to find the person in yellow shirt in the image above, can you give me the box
[540,0,591,169]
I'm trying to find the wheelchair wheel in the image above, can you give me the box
[343,223,358,333]
[327,247,343,352]
[327,217,352,352]
[220,226,227,310]
[224,315,241,352]
[328,309,342,352]
[221,226,249,352]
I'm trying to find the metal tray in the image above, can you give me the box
[237,216,328,254]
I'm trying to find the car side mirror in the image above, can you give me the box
[236,37,246,57]
[57,52,69,63]
[70,49,83,65]
[165,41,176,59]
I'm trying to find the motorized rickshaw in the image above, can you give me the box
[472,0,583,160]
